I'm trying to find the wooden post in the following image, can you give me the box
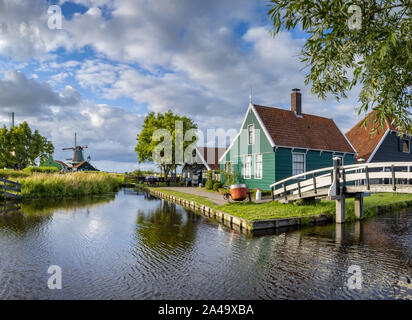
[391,165,396,191]
[283,183,287,201]
[335,195,346,224]
[313,174,317,194]
[297,179,301,198]
[365,166,370,190]
[354,193,364,220]
[271,186,275,201]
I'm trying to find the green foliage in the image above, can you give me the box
[222,162,239,187]
[213,181,223,191]
[205,179,214,190]
[0,169,31,179]
[19,172,122,199]
[268,0,412,134]
[0,122,54,169]
[135,110,197,178]
[23,166,59,173]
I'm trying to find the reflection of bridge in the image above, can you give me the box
[270,160,412,223]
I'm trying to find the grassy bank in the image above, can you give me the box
[151,187,412,222]
[18,172,123,199]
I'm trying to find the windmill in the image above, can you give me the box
[62,133,88,166]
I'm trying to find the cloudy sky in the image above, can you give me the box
[0,0,363,172]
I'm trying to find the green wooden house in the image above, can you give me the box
[219,89,357,190]
[40,156,64,171]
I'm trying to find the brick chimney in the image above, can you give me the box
[291,88,302,115]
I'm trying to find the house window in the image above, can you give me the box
[402,139,410,153]
[248,124,254,145]
[292,153,305,177]
[244,155,252,179]
[255,154,262,179]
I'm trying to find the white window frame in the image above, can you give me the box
[402,139,410,153]
[244,155,252,179]
[247,124,254,145]
[255,154,263,179]
[292,152,306,179]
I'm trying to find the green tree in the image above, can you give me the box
[0,122,54,169]
[135,110,197,179]
[268,0,411,134]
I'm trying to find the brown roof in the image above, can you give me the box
[55,160,68,167]
[253,104,355,153]
[197,147,227,170]
[345,110,397,161]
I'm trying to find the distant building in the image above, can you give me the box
[182,147,226,186]
[72,160,98,172]
[346,110,412,163]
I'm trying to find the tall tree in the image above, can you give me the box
[0,122,54,169]
[268,0,411,134]
[135,110,197,179]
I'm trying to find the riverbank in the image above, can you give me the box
[147,187,412,230]
[13,172,123,199]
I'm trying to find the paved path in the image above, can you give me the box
[160,187,272,206]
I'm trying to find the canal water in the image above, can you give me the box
[0,188,411,299]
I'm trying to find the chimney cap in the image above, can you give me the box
[292,88,300,92]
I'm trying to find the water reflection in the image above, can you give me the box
[0,189,410,299]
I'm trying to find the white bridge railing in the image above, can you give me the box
[270,162,412,201]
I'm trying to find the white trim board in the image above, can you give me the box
[367,128,390,163]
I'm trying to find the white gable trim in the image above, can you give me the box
[218,103,275,163]
[367,128,390,163]
[251,104,276,148]
[196,147,212,170]
[336,124,358,156]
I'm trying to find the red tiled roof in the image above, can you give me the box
[55,160,68,167]
[197,147,227,170]
[345,110,397,161]
[73,161,86,168]
[253,104,355,153]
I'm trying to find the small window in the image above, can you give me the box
[255,154,262,179]
[292,153,305,177]
[402,139,410,153]
[248,124,254,145]
[244,155,252,179]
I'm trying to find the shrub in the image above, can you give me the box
[213,181,222,191]
[19,172,122,199]
[23,166,59,173]
[205,179,213,190]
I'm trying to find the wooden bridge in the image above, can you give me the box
[270,160,412,223]
[1,178,21,214]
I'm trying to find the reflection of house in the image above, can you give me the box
[219,89,357,190]
[181,147,226,186]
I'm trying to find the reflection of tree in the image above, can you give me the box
[0,194,116,234]
[135,200,199,252]
[20,194,116,214]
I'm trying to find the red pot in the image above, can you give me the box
[229,184,248,201]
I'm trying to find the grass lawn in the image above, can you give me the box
[152,187,412,222]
